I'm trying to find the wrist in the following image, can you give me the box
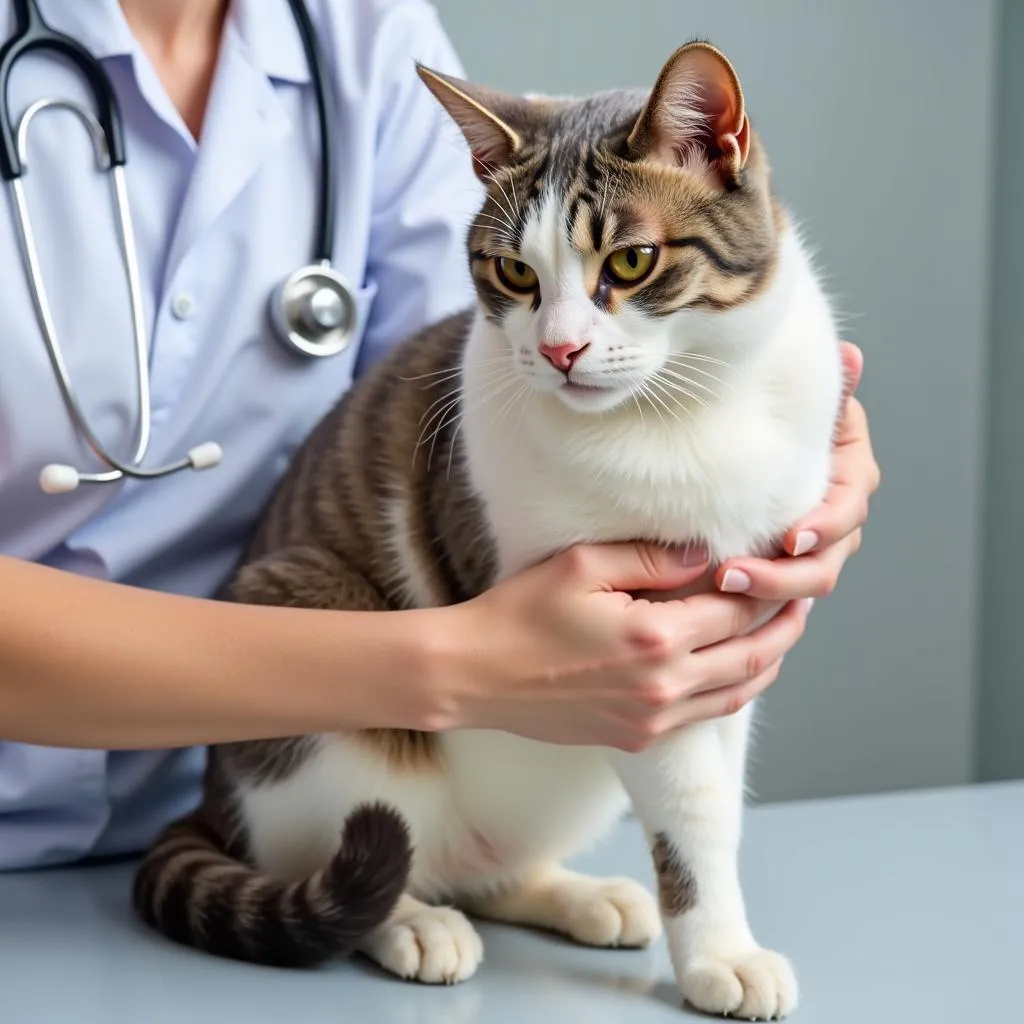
[326,603,473,734]
[401,603,478,733]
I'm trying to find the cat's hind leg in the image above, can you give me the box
[464,861,661,948]
[360,894,484,984]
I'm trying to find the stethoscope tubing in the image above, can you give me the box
[0,0,349,492]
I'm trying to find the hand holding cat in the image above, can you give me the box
[451,543,812,752]
[714,341,880,601]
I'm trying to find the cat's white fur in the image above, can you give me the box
[238,191,841,1018]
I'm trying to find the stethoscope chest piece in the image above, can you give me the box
[269,262,358,359]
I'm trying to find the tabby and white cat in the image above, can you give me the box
[133,41,842,1020]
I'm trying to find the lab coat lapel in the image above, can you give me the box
[164,28,293,281]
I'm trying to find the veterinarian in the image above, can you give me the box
[0,0,879,871]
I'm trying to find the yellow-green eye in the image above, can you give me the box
[605,245,657,285]
[496,257,538,292]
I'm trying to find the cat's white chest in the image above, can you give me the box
[470,393,829,577]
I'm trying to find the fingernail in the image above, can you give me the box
[801,598,816,615]
[676,545,708,566]
[792,531,819,557]
[720,569,752,593]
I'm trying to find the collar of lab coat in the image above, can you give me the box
[29,0,311,84]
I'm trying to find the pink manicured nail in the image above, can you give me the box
[792,531,819,557]
[721,569,752,593]
[680,545,709,566]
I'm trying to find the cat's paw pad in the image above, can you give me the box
[561,876,662,948]
[365,906,483,985]
[681,948,797,1020]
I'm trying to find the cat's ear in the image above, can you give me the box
[627,41,751,186]
[417,64,524,180]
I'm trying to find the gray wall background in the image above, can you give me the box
[432,0,1006,802]
[979,0,1024,784]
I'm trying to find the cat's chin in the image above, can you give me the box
[554,382,631,414]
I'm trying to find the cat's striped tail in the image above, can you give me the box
[131,802,411,967]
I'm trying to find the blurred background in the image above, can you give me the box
[433,0,1021,802]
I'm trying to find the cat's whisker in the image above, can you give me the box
[507,170,522,223]
[420,363,513,391]
[512,380,533,443]
[475,211,518,237]
[472,384,530,475]
[418,369,519,452]
[643,379,689,427]
[635,383,663,430]
[415,366,513,433]
[413,366,516,442]
[438,375,523,475]
[483,172,519,233]
[655,366,721,400]
[631,389,647,428]
[649,373,711,411]
[425,395,470,471]
[486,169,521,226]
[659,359,732,391]
[664,351,732,368]
[417,370,520,450]
[400,356,511,385]
[600,165,624,222]
[416,391,463,454]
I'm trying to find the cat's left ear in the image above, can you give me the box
[417,64,528,180]
[627,41,751,186]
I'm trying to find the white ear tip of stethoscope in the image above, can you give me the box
[188,442,223,470]
[39,464,81,494]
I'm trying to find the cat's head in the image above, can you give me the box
[418,41,783,414]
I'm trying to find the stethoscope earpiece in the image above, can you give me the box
[38,442,224,495]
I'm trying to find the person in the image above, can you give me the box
[0,0,879,872]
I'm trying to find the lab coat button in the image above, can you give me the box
[170,291,197,320]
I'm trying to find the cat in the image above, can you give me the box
[132,40,842,1020]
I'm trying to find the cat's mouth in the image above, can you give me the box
[561,382,609,396]
[556,379,628,413]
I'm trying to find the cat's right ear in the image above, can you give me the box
[416,64,523,180]
[627,41,751,187]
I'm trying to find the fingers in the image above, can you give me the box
[776,402,877,558]
[556,541,709,596]
[717,378,878,596]
[838,341,864,406]
[717,529,861,601]
[617,644,791,750]
[687,598,810,694]
[656,660,785,736]
[666,591,788,650]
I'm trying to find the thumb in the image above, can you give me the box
[561,541,709,594]
[838,341,864,405]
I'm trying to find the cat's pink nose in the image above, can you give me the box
[539,341,589,371]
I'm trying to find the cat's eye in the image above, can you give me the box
[496,257,539,293]
[605,245,657,286]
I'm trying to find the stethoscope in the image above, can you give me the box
[0,0,358,495]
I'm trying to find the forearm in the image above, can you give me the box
[0,556,444,749]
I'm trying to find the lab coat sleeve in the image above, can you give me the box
[353,2,484,378]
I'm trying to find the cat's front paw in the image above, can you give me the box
[363,905,483,985]
[560,876,662,948]
[680,947,797,1020]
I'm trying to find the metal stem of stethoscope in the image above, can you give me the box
[6,98,223,493]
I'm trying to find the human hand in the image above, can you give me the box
[443,543,812,752]
[715,341,880,600]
